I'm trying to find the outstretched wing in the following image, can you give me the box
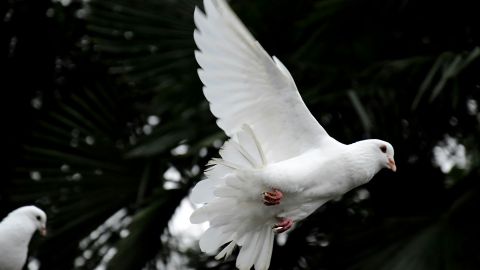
[194,0,330,163]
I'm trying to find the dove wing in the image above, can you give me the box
[194,0,330,163]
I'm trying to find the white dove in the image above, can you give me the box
[189,1,397,270]
[0,206,47,270]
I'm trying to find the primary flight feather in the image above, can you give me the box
[190,1,396,270]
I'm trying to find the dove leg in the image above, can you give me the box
[273,218,293,233]
[262,189,283,205]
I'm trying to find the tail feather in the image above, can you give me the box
[255,228,274,270]
[216,240,237,260]
[190,124,276,270]
[190,178,216,204]
[237,231,261,270]
[190,198,236,224]
[214,185,242,198]
[205,161,232,179]
[199,227,231,253]
[190,161,234,204]
[191,125,264,205]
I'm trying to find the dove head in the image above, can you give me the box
[363,139,396,172]
[9,206,48,237]
[353,139,396,173]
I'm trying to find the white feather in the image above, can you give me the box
[236,231,260,270]
[0,206,47,270]
[255,228,274,270]
[190,178,216,204]
[215,240,236,260]
[190,1,397,270]
[190,124,278,269]
[194,0,329,163]
[199,227,230,253]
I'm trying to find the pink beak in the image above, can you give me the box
[388,158,397,172]
[39,227,47,237]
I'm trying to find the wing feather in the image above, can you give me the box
[194,0,330,162]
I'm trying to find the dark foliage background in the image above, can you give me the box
[2,0,480,269]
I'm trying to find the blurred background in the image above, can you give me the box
[2,0,480,269]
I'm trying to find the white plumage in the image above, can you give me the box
[193,0,328,163]
[0,206,47,270]
[190,1,397,270]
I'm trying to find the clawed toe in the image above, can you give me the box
[273,218,293,233]
[262,189,283,206]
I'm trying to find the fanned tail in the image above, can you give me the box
[190,124,275,270]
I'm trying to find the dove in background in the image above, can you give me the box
[189,0,396,269]
[0,206,47,270]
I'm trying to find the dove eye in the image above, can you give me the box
[36,215,41,221]
[380,145,387,153]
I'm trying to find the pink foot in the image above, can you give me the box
[273,218,293,233]
[262,189,283,206]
